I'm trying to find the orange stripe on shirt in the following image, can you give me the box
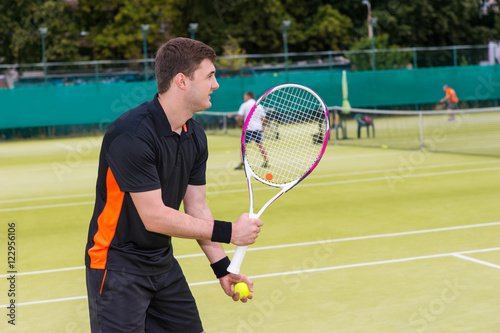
[88,168,124,269]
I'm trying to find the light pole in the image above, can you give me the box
[38,27,48,83]
[188,23,199,40]
[362,1,377,70]
[369,17,378,70]
[281,20,291,76]
[362,0,372,39]
[140,24,150,80]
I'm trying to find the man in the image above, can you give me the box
[85,38,263,333]
[234,91,269,170]
[440,84,459,121]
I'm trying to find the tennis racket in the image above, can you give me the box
[227,83,330,275]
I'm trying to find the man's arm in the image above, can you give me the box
[183,184,255,302]
[237,114,244,128]
[183,184,226,264]
[130,189,262,245]
[440,91,450,103]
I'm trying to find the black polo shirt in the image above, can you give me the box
[85,94,208,275]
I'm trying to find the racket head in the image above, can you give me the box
[241,84,330,188]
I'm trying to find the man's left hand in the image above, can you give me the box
[219,273,254,302]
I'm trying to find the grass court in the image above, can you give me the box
[0,129,499,332]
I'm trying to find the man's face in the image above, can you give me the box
[186,59,219,112]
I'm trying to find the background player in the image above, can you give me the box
[440,84,459,121]
[235,91,270,170]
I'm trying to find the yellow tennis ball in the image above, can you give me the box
[235,282,251,299]
[381,145,388,149]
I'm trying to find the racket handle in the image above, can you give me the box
[227,213,258,274]
[227,246,248,275]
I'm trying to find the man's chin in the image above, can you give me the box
[198,102,212,112]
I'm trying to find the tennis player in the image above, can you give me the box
[234,91,269,170]
[440,84,459,121]
[85,38,263,333]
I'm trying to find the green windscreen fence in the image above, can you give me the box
[1,65,500,129]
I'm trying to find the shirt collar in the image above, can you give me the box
[149,93,192,138]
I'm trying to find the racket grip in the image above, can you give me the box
[227,246,248,275]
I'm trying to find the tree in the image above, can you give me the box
[217,35,246,73]
[347,34,413,71]
[76,0,176,60]
[0,0,80,64]
[373,0,495,47]
[301,5,353,52]
[2,0,500,64]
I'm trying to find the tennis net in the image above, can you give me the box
[328,106,500,157]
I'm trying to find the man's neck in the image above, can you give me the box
[157,91,190,134]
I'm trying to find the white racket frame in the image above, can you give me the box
[227,83,330,274]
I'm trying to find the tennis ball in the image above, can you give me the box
[266,173,273,181]
[235,282,251,299]
[381,145,388,149]
[273,73,278,77]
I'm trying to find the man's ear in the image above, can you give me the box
[174,73,188,89]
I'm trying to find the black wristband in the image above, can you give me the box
[211,220,232,244]
[210,256,231,279]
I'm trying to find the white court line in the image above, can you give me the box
[452,253,500,270]
[2,161,498,207]
[4,296,88,307]
[2,160,498,206]
[0,161,97,175]
[2,221,499,278]
[0,266,86,278]
[320,151,403,160]
[206,159,500,187]
[4,164,496,211]
[3,247,499,308]
[0,193,94,205]
[0,201,94,213]
[308,159,500,181]
[191,246,500,285]
[207,166,500,195]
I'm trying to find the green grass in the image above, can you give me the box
[0,133,499,332]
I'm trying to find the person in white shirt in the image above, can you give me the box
[235,91,269,170]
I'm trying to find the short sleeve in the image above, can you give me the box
[188,130,208,186]
[237,102,246,117]
[106,133,161,192]
[256,105,266,117]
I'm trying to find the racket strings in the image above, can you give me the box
[245,86,328,184]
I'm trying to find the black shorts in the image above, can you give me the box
[86,259,203,333]
[244,130,263,144]
[447,102,458,110]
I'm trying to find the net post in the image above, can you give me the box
[334,108,338,146]
[419,111,425,149]
[223,114,227,134]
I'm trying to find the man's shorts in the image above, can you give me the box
[244,130,263,144]
[86,259,203,333]
[447,102,458,110]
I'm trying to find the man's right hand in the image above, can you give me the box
[231,213,263,246]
